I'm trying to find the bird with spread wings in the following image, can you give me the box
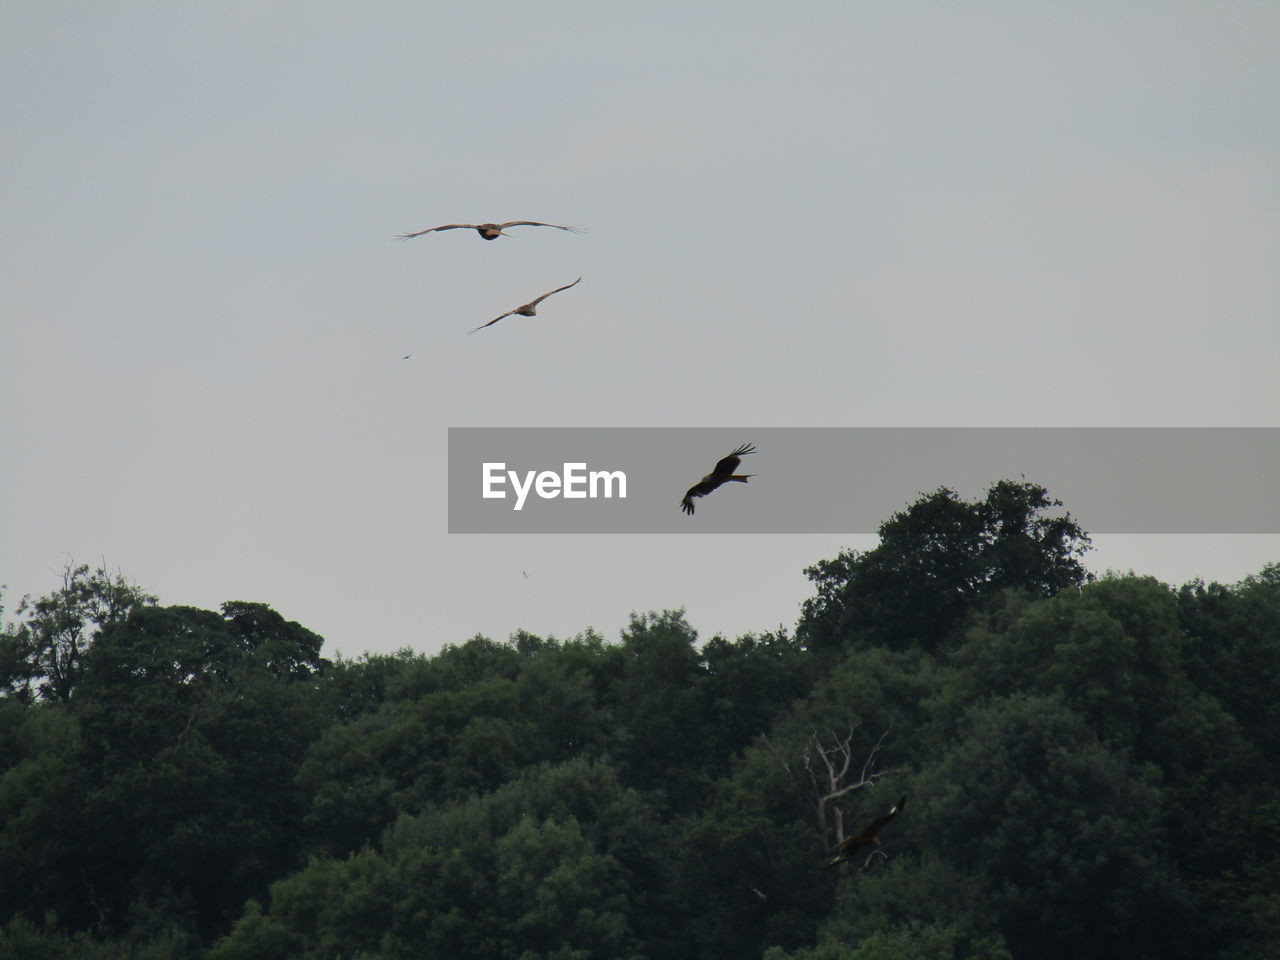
[680,443,756,516]
[468,278,582,335]
[396,221,585,241]
[824,795,907,868]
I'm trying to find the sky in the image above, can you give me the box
[2,1,1277,660]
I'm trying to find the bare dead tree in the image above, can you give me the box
[758,722,894,879]
[802,724,892,851]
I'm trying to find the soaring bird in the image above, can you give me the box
[395,221,584,241]
[824,795,907,868]
[468,278,582,335]
[680,443,756,516]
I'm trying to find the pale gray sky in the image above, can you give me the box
[3,2,1277,657]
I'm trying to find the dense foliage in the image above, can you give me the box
[2,483,1277,959]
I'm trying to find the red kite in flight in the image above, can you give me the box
[396,221,584,241]
[825,795,907,868]
[680,443,756,516]
[468,278,582,335]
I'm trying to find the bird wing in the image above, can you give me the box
[709,442,756,481]
[527,277,582,307]
[468,308,518,336]
[680,479,720,515]
[499,221,585,233]
[396,223,474,240]
[836,832,870,856]
[860,795,907,839]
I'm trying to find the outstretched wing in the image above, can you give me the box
[709,442,756,482]
[395,223,475,240]
[468,308,518,336]
[680,479,720,515]
[826,795,907,867]
[499,221,586,234]
[860,795,907,840]
[527,277,582,308]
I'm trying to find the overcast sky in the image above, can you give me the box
[3,2,1277,659]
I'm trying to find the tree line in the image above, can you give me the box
[2,480,1277,959]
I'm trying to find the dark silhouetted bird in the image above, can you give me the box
[825,795,907,868]
[680,443,756,516]
[396,221,584,241]
[469,278,582,335]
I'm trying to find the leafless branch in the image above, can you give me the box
[861,847,888,870]
[804,725,893,849]
[760,733,791,777]
[763,723,896,862]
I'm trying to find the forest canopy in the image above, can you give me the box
[2,481,1277,960]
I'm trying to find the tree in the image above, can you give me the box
[0,562,155,702]
[799,481,1091,655]
[0,705,92,934]
[801,726,891,866]
[918,693,1189,960]
[1178,564,1280,767]
[65,602,326,939]
[596,611,709,806]
[699,629,815,770]
[296,673,534,857]
[213,758,656,960]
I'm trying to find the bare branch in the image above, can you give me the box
[861,848,888,870]
[766,723,896,866]
[859,723,892,786]
[759,733,792,777]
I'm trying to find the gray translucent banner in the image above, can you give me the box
[447,428,1279,534]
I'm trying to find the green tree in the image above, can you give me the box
[297,673,533,856]
[0,706,91,933]
[0,562,155,703]
[670,645,934,960]
[215,758,656,960]
[66,602,325,939]
[799,481,1090,654]
[699,628,815,771]
[596,611,708,806]
[763,915,1011,960]
[1178,564,1280,766]
[918,693,1188,960]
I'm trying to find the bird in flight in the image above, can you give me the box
[680,443,756,516]
[824,795,907,869]
[469,278,582,335]
[395,221,584,241]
